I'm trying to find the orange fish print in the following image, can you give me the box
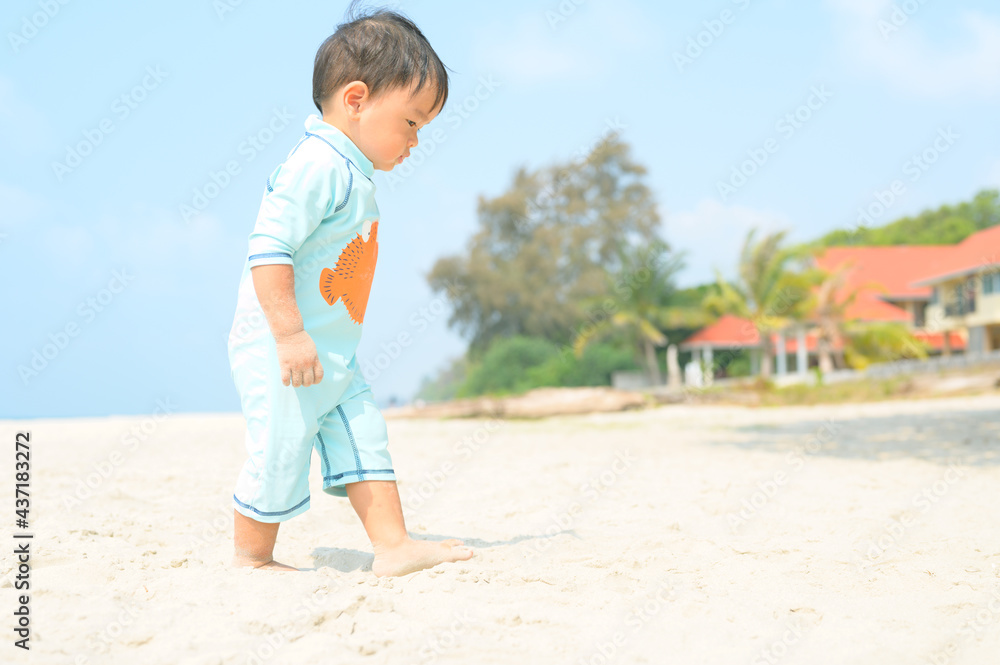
[319,221,379,324]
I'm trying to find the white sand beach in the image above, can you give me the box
[3,393,1000,664]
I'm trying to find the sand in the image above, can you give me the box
[2,393,1000,664]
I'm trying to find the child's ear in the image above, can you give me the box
[343,81,370,119]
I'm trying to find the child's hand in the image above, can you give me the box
[275,330,325,387]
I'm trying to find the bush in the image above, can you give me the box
[457,336,641,397]
[526,343,640,388]
[457,336,560,397]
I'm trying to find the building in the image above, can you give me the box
[912,225,1000,355]
[681,240,980,379]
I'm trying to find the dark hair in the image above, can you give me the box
[312,2,449,114]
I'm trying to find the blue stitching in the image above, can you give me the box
[265,135,308,195]
[304,132,373,183]
[287,134,309,159]
[324,469,395,483]
[337,404,365,481]
[316,431,331,478]
[248,252,292,261]
[335,167,353,213]
[303,132,360,212]
[233,493,310,517]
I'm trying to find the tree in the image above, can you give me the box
[842,321,928,369]
[456,336,558,397]
[570,239,704,384]
[805,263,928,372]
[809,263,854,373]
[808,188,1000,248]
[702,229,817,378]
[427,134,664,357]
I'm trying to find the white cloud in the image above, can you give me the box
[827,1,1000,98]
[666,199,790,288]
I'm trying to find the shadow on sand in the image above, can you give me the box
[306,532,560,571]
[721,406,1000,467]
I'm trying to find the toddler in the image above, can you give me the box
[227,6,472,575]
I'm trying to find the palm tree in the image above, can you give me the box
[809,263,854,373]
[843,321,929,369]
[702,229,816,379]
[806,263,928,372]
[571,240,705,384]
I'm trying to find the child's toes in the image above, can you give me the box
[440,538,465,547]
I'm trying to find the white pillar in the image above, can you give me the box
[702,347,714,386]
[667,344,681,389]
[776,331,787,376]
[762,350,773,376]
[797,326,808,375]
[684,361,703,387]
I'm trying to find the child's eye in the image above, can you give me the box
[407,120,416,127]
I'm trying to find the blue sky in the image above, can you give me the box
[2,0,999,418]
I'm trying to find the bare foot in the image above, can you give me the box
[232,555,299,572]
[372,538,473,578]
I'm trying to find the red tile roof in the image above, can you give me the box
[683,317,966,352]
[779,329,841,353]
[813,246,954,322]
[912,330,967,351]
[911,224,1000,286]
[680,314,760,348]
[775,329,964,353]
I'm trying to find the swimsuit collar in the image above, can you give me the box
[304,114,375,179]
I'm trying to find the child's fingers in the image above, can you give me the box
[281,363,292,386]
[301,366,315,387]
[313,360,324,384]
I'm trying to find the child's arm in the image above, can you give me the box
[244,140,347,388]
[251,264,325,388]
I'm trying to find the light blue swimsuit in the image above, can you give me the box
[227,114,395,523]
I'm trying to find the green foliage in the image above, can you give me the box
[571,238,703,381]
[454,335,640,397]
[672,283,715,311]
[418,152,999,403]
[427,134,668,357]
[456,336,560,397]
[703,229,818,333]
[843,321,929,369]
[529,343,640,388]
[720,350,752,378]
[808,188,1000,248]
[701,228,822,378]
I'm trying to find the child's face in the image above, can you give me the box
[355,82,442,171]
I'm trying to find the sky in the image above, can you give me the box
[2,0,999,418]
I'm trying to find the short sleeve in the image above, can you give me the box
[246,139,344,268]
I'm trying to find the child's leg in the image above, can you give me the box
[232,509,298,571]
[345,480,473,577]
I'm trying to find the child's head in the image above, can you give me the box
[313,4,450,172]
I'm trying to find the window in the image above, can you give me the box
[946,280,978,316]
[986,272,995,295]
